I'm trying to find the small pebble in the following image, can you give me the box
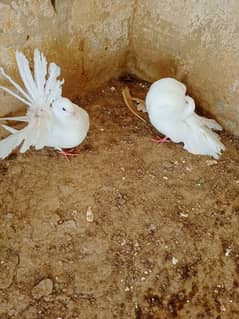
[86,206,94,223]
[121,239,126,246]
[220,305,226,312]
[172,257,178,265]
[180,212,188,218]
[148,224,156,232]
[32,278,53,299]
[206,159,218,166]
[136,102,147,113]
[225,248,232,257]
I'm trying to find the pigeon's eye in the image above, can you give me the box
[62,107,66,111]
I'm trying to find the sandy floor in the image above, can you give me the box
[0,78,239,319]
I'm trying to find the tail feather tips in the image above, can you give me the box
[0,131,24,159]
[184,127,225,159]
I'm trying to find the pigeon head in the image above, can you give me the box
[52,98,77,119]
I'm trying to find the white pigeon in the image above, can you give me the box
[0,49,89,159]
[146,77,225,159]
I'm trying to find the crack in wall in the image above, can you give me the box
[0,0,238,134]
[125,0,138,70]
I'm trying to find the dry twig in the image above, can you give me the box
[122,87,147,123]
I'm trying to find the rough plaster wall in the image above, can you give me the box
[129,0,239,135]
[0,0,132,115]
[0,0,239,136]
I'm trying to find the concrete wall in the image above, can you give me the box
[0,0,239,136]
[128,0,239,135]
[0,0,132,115]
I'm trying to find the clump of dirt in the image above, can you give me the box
[0,78,239,319]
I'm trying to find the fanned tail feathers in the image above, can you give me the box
[0,129,24,159]
[44,62,63,103]
[184,114,225,159]
[0,117,48,159]
[0,116,28,122]
[34,49,47,98]
[0,48,63,108]
[0,48,63,159]
[194,114,223,131]
[1,124,18,134]
[0,68,32,106]
[16,50,39,101]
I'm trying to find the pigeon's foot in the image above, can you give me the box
[152,136,170,144]
[58,148,79,160]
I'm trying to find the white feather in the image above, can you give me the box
[0,85,31,106]
[44,62,63,104]
[0,49,89,159]
[0,130,24,159]
[34,49,47,98]
[0,67,32,104]
[0,116,28,122]
[146,77,225,159]
[1,124,18,134]
[16,50,39,102]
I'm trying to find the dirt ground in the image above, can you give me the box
[0,77,239,319]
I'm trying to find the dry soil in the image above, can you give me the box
[0,78,239,319]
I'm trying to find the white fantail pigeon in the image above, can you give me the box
[0,49,89,159]
[146,77,225,159]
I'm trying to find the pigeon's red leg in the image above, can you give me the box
[152,136,170,144]
[58,148,79,160]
